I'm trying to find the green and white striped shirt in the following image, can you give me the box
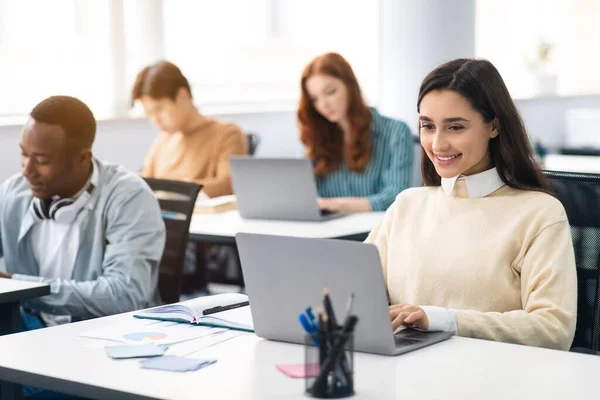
[316,108,414,211]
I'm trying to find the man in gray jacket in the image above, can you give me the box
[0,95,165,329]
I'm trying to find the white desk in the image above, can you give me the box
[0,278,50,400]
[0,278,50,335]
[0,310,599,400]
[189,211,385,244]
[544,154,600,174]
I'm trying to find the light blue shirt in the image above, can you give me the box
[0,158,166,320]
[316,108,414,211]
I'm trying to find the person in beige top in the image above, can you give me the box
[133,61,247,197]
[366,59,577,350]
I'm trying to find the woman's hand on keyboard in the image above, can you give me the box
[389,304,429,331]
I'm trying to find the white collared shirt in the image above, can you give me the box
[441,167,505,198]
[30,161,98,326]
[420,168,505,335]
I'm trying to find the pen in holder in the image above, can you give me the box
[304,330,355,398]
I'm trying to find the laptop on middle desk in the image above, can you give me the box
[229,157,344,221]
[236,233,453,356]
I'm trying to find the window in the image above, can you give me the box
[159,0,379,110]
[0,0,121,119]
[476,0,600,99]
[0,0,380,119]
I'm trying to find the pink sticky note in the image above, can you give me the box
[276,363,320,378]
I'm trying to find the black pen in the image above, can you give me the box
[318,308,327,366]
[323,287,351,386]
[311,315,359,396]
[323,286,338,330]
[202,301,249,316]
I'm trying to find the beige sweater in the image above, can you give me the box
[365,180,577,350]
[140,118,247,197]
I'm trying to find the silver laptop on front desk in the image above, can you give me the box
[229,157,343,221]
[236,233,453,356]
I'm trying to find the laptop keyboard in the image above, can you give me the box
[394,336,422,347]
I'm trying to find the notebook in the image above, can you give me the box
[194,195,237,214]
[134,293,254,332]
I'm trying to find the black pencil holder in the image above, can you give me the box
[304,331,355,398]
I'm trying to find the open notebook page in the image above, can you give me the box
[139,293,249,322]
[198,306,254,331]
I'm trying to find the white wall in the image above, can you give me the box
[515,96,600,149]
[378,0,476,131]
[1,0,599,183]
[2,94,597,185]
[0,110,300,183]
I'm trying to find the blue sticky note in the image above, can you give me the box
[140,356,217,372]
[105,343,168,359]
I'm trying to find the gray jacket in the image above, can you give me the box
[0,158,165,320]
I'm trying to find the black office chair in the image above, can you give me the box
[544,170,600,352]
[143,178,201,304]
[246,132,261,156]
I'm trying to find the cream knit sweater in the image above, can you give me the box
[366,180,577,350]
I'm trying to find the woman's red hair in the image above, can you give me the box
[297,52,372,178]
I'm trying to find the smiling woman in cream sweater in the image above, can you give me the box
[366,59,577,350]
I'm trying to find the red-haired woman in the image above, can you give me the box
[298,52,414,213]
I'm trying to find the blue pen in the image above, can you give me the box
[299,313,320,346]
[306,307,316,325]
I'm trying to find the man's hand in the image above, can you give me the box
[0,271,12,279]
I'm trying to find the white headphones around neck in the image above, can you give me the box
[31,183,95,224]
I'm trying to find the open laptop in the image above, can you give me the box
[236,233,452,356]
[229,157,343,221]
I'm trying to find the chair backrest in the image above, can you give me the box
[143,178,201,304]
[544,170,600,350]
[246,132,261,156]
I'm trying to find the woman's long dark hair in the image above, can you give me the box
[417,58,549,192]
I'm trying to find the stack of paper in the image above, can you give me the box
[194,195,237,214]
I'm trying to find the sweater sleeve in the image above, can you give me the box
[366,122,414,211]
[364,200,398,287]
[195,125,247,197]
[453,220,577,350]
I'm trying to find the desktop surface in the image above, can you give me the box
[0,310,598,400]
[544,154,600,174]
[0,278,50,304]
[188,210,385,244]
